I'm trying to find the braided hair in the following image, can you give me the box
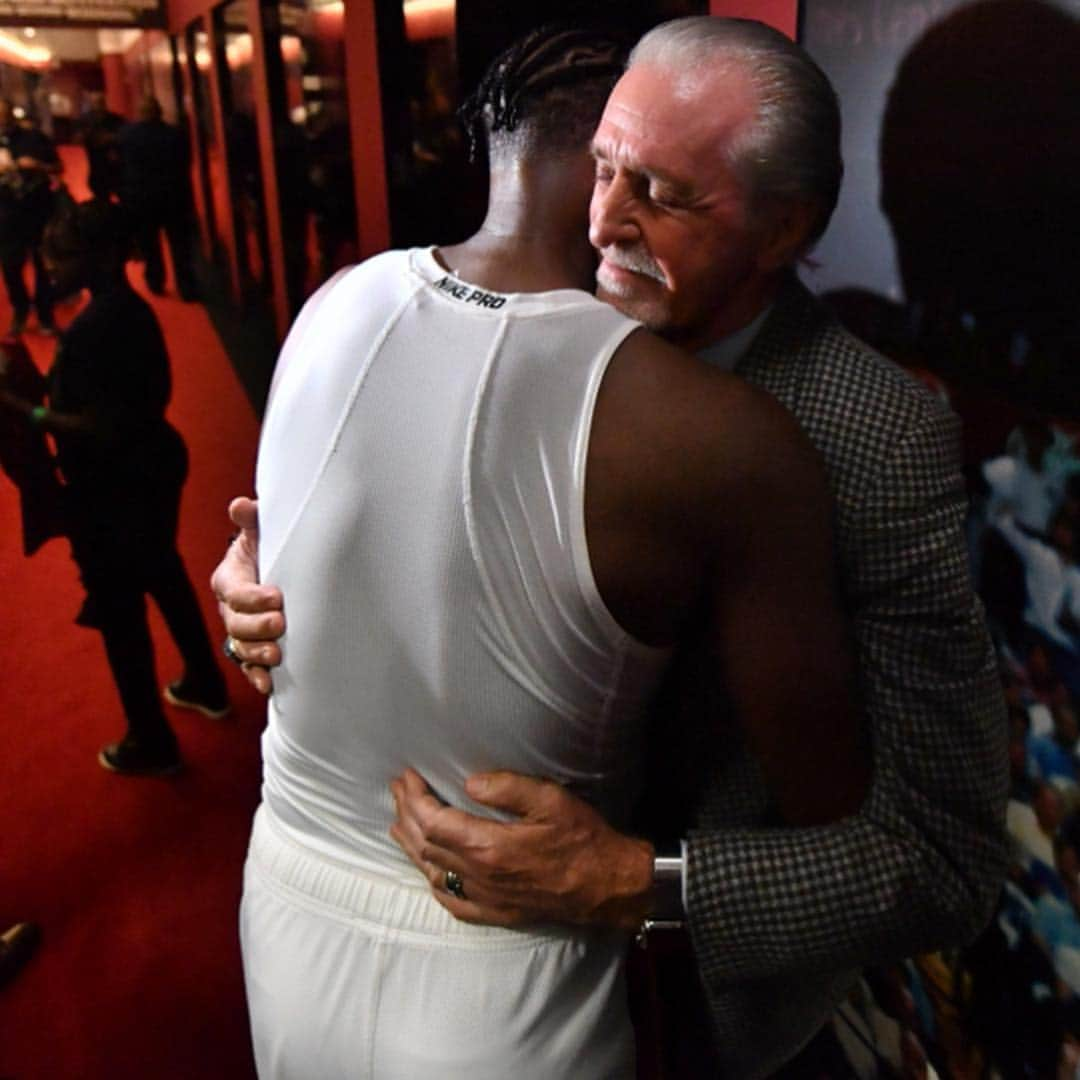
[458,25,628,162]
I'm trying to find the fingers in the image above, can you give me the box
[464,770,560,818]
[389,771,546,927]
[225,635,282,668]
[387,819,524,928]
[227,496,259,531]
[211,537,284,645]
[221,601,284,641]
[394,769,501,853]
[242,663,273,695]
[388,819,459,890]
[390,771,461,857]
[211,542,282,612]
[389,771,497,874]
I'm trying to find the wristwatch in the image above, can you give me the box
[652,853,685,914]
[636,851,686,947]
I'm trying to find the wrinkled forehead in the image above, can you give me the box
[594,62,754,177]
[597,67,695,144]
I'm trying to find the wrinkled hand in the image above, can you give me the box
[210,496,284,694]
[389,768,654,931]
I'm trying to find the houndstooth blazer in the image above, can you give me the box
[677,277,1010,1078]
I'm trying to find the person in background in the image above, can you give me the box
[0,98,59,337]
[1027,702,1080,789]
[1008,780,1064,879]
[118,97,199,302]
[77,91,124,203]
[0,199,226,775]
[993,509,1080,701]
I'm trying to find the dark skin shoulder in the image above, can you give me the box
[585,328,865,826]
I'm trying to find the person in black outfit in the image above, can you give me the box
[118,96,199,301]
[77,91,124,202]
[0,200,227,775]
[0,99,59,336]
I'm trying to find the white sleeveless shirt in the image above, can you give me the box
[255,248,670,881]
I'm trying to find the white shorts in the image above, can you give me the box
[240,804,635,1079]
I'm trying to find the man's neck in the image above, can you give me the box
[439,157,596,295]
[696,305,772,371]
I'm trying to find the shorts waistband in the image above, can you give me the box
[247,803,575,949]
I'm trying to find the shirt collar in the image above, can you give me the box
[696,305,772,371]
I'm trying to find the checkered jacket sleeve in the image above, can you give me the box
[682,282,1009,1072]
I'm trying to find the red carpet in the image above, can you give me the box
[1,149,264,1077]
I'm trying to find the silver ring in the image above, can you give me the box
[444,869,466,900]
[222,635,244,665]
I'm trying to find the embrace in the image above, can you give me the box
[215,17,1007,1080]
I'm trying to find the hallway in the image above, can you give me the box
[2,148,264,1078]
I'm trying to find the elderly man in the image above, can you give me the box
[217,18,1008,1077]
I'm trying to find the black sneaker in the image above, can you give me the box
[98,736,182,777]
[0,921,41,986]
[163,679,230,719]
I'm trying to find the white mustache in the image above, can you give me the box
[598,246,666,286]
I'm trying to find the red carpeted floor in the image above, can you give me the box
[1,148,264,1078]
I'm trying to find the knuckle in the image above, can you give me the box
[471,844,502,873]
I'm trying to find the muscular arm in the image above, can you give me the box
[585,335,865,826]
[685,401,1008,983]
[696,397,863,828]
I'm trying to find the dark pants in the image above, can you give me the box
[630,933,723,1079]
[0,241,53,327]
[95,546,224,747]
[133,213,198,299]
[69,434,221,748]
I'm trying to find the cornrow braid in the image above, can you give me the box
[459,24,627,162]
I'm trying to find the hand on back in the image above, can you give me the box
[211,496,284,694]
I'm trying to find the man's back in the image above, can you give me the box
[256,247,673,876]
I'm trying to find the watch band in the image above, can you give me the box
[650,852,686,920]
[636,853,686,946]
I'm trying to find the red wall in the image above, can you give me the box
[166,1,801,41]
[165,0,206,33]
[708,0,798,38]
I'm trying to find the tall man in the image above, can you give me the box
[217,18,1008,1076]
